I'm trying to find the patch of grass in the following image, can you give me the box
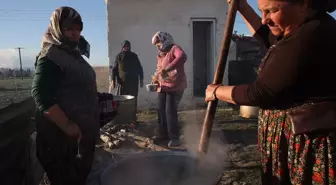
[0,78,32,90]
[137,110,157,122]
[215,108,240,120]
[137,108,246,124]
[220,123,257,130]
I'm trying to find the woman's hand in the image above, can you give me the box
[227,0,248,10]
[151,74,159,84]
[140,80,144,87]
[62,120,82,139]
[205,84,221,102]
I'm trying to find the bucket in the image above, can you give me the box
[110,95,135,125]
[239,105,260,119]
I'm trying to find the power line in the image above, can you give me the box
[0,9,245,22]
[0,18,107,21]
[14,47,24,80]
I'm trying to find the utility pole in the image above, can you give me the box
[14,47,24,80]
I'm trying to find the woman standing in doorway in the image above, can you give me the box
[151,31,187,147]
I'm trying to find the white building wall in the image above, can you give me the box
[106,0,229,110]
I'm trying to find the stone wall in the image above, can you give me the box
[0,97,43,185]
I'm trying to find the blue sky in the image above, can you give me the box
[0,0,334,68]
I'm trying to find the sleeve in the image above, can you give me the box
[156,55,162,73]
[135,54,144,81]
[166,46,187,70]
[111,55,119,82]
[31,59,62,112]
[231,33,312,108]
[253,25,278,49]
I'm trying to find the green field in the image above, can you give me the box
[0,78,33,91]
[0,67,109,92]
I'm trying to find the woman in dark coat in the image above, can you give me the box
[206,0,336,184]
[110,40,144,121]
[31,6,99,185]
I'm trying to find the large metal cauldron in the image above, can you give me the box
[99,151,222,185]
[110,95,135,125]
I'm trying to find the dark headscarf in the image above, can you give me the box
[119,40,132,61]
[79,36,90,58]
[121,40,131,52]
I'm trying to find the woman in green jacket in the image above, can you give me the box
[31,6,99,185]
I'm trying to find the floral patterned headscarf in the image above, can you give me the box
[41,6,83,50]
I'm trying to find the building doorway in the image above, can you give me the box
[192,19,216,97]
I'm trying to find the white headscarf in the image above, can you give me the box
[151,31,175,51]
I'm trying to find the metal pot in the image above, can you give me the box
[145,84,158,92]
[100,151,196,185]
[99,151,222,185]
[100,95,135,127]
[239,105,260,119]
[113,95,135,102]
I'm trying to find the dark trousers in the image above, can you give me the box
[36,134,95,185]
[156,91,183,140]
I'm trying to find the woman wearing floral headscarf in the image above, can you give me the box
[151,31,187,147]
[31,7,99,184]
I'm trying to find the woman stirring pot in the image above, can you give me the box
[205,0,336,184]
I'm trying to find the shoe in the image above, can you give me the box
[168,139,181,147]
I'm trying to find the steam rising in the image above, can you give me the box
[92,109,227,185]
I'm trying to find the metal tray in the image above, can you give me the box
[113,95,134,102]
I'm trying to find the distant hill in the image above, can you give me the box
[93,66,109,92]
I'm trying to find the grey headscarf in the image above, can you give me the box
[121,40,131,52]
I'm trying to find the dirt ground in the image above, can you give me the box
[39,108,261,185]
[0,78,32,109]
[136,108,261,185]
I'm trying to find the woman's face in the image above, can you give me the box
[122,45,130,51]
[155,42,162,50]
[63,24,82,42]
[152,35,162,50]
[258,0,308,36]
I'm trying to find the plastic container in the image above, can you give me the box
[145,84,158,92]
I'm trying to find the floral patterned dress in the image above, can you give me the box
[257,39,336,185]
[258,109,336,184]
